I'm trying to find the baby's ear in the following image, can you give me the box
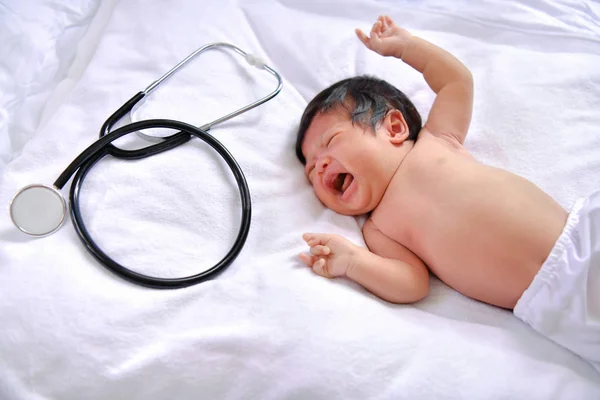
[383,110,409,144]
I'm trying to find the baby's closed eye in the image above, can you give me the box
[326,132,342,147]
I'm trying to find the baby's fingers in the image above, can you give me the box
[310,245,331,256]
[299,254,332,278]
[312,258,333,278]
[299,253,315,266]
[370,20,382,36]
[302,232,331,246]
[355,29,372,49]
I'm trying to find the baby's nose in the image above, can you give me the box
[316,156,330,173]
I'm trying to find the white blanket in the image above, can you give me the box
[1,0,600,398]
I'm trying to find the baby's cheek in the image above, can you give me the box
[315,189,333,209]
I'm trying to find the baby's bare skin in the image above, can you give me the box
[371,128,567,308]
[299,16,569,309]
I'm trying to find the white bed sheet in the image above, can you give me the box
[1,0,600,399]
[0,0,103,175]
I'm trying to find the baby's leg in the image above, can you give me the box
[514,190,600,373]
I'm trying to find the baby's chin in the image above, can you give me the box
[328,198,377,216]
[326,188,381,215]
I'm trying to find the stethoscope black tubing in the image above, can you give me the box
[99,92,193,160]
[54,93,193,189]
[66,119,251,289]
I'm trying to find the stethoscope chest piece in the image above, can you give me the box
[10,184,66,237]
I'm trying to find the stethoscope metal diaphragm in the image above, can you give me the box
[10,184,67,237]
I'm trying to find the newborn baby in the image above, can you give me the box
[296,15,599,371]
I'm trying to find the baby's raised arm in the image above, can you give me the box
[356,16,473,143]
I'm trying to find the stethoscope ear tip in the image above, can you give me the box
[10,184,66,237]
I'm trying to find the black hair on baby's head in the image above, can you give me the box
[295,75,422,164]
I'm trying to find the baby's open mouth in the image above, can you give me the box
[333,173,354,194]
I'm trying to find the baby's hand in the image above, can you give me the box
[299,233,361,278]
[355,15,412,58]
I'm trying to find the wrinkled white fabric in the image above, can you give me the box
[0,0,101,172]
[1,0,600,399]
[515,190,600,373]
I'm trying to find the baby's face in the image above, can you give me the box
[301,108,400,215]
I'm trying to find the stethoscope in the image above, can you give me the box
[9,43,282,289]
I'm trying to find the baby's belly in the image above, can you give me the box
[382,164,568,309]
[421,233,550,309]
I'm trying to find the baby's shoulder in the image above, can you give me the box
[397,128,475,186]
[408,129,473,167]
[416,127,464,150]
